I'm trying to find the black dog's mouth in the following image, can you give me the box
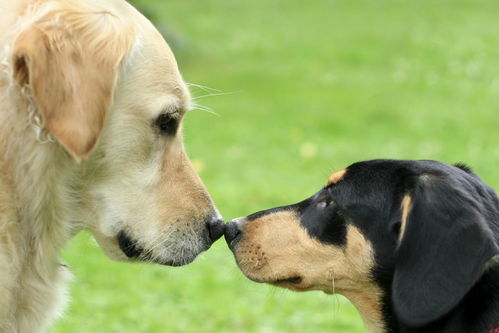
[274,276,302,284]
[245,274,303,286]
[271,276,311,291]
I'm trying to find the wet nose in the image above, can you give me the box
[206,218,225,243]
[224,218,245,248]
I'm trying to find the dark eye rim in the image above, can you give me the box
[155,113,179,136]
[315,187,335,207]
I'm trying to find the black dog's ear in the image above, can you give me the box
[392,175,498,327]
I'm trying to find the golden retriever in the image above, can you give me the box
[0,0,225,332]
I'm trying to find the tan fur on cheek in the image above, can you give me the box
[342,225,375,281]
[156,139,213,224]
[234,211,321,283]
[234,211,343,292]
[235,218,385,333]
[156,180,211,231]
[340,225,385,333]
[327,169,346,185]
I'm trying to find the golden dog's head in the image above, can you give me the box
[9,0,224,266]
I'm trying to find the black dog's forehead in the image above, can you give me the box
[329,158,499,249]
[324,160,412,213]
[310,159,492,245]
[332,159,479,199]
[341,159,455,184]
[327,159,484,223]
[344,159,476,180]
[244,159,494,248]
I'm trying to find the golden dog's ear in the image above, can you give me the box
[12,4,135,162]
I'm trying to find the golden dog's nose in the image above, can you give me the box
[206,218,225,243]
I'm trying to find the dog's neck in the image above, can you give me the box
[341,286,386,333]
[0,86,84,330]
[0,93,82,264]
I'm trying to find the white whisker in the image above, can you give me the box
[329,270,341,317]
[186,82,222,93]
[189,102,219,116]
[192,90,242,100]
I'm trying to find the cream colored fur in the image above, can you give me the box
[0,1,219,332]
[233,212,385,333]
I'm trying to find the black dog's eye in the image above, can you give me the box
[155,113,179,136]
[317,200,329,209]
[317,195,333,209]
[314,187,336,209]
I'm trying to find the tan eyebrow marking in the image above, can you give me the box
[399,195,413,241]
[327,169,347,186]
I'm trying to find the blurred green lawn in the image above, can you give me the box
[52,0,499,332]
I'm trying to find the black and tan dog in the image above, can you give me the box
[225,159,499,333]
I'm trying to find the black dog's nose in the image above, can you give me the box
[224,218,245,247]
[206,218,225,243]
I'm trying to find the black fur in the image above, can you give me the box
[453,162,474,174]
[245,191,348,246]
[243,159,499,332]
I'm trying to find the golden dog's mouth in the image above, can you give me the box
[117,230,146,259]
[117,230,198,266]
[116,223,224,267]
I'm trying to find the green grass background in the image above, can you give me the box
[52,0,499,332]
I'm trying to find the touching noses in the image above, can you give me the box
[224,217,246,248]
[206,217,226,243]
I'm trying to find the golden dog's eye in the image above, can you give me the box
[156,113,179,136]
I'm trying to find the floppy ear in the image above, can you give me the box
[392,176,498,327]
[12,4,135,162]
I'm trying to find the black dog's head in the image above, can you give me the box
[225,160,499,331]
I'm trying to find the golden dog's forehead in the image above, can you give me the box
[126,39,188,96]
[116,35,190,119]
[109,0,191,115]
[327,169,347,186]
